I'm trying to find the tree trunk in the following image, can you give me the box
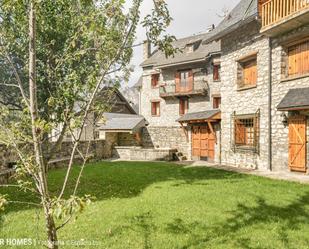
[44,205,59,249]
[29,2,59,248]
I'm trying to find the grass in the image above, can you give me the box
[1,161,309,249]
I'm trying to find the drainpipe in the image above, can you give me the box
[268,37,273,171]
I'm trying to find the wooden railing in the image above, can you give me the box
[262,0,309,28]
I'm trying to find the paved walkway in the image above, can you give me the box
[175,161,309,184]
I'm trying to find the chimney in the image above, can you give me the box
[143,40,151,60]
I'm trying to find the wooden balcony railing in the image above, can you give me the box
[159,81,208,98]
[261,0,309,28]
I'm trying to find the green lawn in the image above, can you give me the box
[1,161,309,249]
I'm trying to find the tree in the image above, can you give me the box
[0,0,176,248]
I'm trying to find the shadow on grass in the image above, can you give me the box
[112,191,309,249]
[0,161,243,215]
[162,192,309,249]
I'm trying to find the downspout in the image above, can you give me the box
[268,37,273,171]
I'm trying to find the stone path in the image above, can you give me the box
[176,161,309,184]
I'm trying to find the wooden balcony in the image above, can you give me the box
[261,0,309,36]
[159,81,208,98]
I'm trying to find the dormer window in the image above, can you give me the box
[186,44,195,53]
[185,40,201,53]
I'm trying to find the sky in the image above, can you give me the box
[125,0,240,87]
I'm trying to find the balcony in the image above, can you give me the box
[261,0,309,36]
[159,81,208,98]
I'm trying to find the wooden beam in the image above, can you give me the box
[207,121,217,144]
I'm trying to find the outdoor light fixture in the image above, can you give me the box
[281,113,288,127]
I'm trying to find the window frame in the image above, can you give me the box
[151,74,160,88]
[213,64,221,81]
[231,110,260,153]
[180,70,190,88]
[175,69,194,93]
[179,98,189,116]
[285,38,309,79]
[237,53,258,90]
[213,96,221,109]
[151,101,160,117]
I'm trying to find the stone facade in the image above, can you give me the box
[270,24,309,171]
[213,21,309,172]
[140,57,221,161]
[142,126,190,157]
[141,60,221,127]
[220,21,270,170]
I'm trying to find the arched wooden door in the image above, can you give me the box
[289,116,307,172]
[192,125,215,161]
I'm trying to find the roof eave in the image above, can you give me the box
[277,105,309,111]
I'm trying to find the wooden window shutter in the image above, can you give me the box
[151,102,155,116]
[235,120,246,145]
[288,40,309,77]
[179,99,184,115]
[213,97,221,109]
[243,59,257,86]
[188,70,194,91]
[175,72,181,93]
[213,65,220,81]
[151,102,160,116]
[179,98,188,115]
[151,74,159,88]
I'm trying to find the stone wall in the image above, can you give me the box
[112,146,176,161]
[0,140,112,184]
[220,21,270,170]
[118,133,140,146]
[142,126,190,158]
[271,24,309,171]
[0,140,110,169]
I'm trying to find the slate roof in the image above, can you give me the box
[277,88,309,110]
[177,109,221,122]
[98,113,147,131]
[204,0,258,43]
[141,32,221,68]
[133,76,143,88]
[96,87,137,114]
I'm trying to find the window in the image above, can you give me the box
[151,74,160,88]
[237,55,257,89]
[213,64,220,81]
[151,101,160,116]
[179,98,189,115]
[175,70,193,93]
[180,71,190,87]
[287,39,309,77]
[232,111,260,153]
[186,44,195,53]
[213,97,221,109]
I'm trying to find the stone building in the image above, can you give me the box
[139,0,309,173]
[204,0,309,172]
[140,32,222,162]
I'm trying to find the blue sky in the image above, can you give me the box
[126,0,240,87]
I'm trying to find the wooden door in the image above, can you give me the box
[191,126,215,161]
[289,116,307,172]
